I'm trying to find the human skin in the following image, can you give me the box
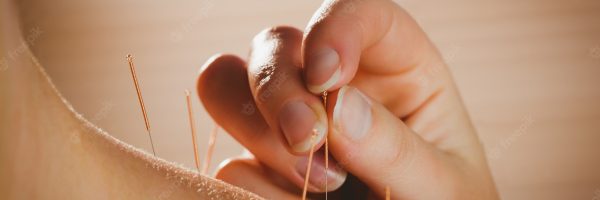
[1,0,500,199]
[198,0,499,199]
[0,1,262,199]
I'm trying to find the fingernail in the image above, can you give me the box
[295,151,347,191]
[279,101,327,153]
[333,86,372,140]
[306,47,341,94]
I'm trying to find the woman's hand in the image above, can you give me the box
[197,0,499,199]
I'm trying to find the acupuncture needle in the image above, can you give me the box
[323,91,329,200]
[185,89,201,172]
[126,54,157,156]
[302,130,318,200]
[202,124,219,175]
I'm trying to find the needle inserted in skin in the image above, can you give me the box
[185,90,201,172]
[126,54,156,156]
[302,130,318,200]
[202,125,219,175]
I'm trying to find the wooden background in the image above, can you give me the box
[15,0,600,199]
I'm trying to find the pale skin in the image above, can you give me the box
[1,0,499,199]
[0,1,261,199]
[200,0,499,199]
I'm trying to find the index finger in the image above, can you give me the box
[302,0,441,94]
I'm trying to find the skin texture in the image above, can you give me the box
[198,0,499,199]
[0,1,262,199]
[1,0,500,199]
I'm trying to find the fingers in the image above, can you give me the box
[197,53,346,192]
[245,26,348,191]
[247,26,328,155]
[197,54,269,143]
[216,157,374,200]
[327,86,457,199]
[303,0,483,163]
[216,158,299,199]
[302,0,439,94]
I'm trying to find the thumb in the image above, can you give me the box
[302,0,437,94]
[327,86,456,199]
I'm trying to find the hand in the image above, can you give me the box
[197,0,499,199]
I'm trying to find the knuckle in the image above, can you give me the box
[253,25,302,44]
[253,68,291,103]
[197,54,244,82]
[248,27,301,104]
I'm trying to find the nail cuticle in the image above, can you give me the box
[282,101,328,153]
[332,86,372,141]
[307,47,341,94]
[308,67,341,94]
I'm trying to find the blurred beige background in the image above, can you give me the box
[15,0,600,199]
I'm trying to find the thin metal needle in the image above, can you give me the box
[302,130,318,200]
[126,54,156,156]
[323,91,329,200]
[325,135,329,199]
[202,124,219,175]
[185,90,201,172]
